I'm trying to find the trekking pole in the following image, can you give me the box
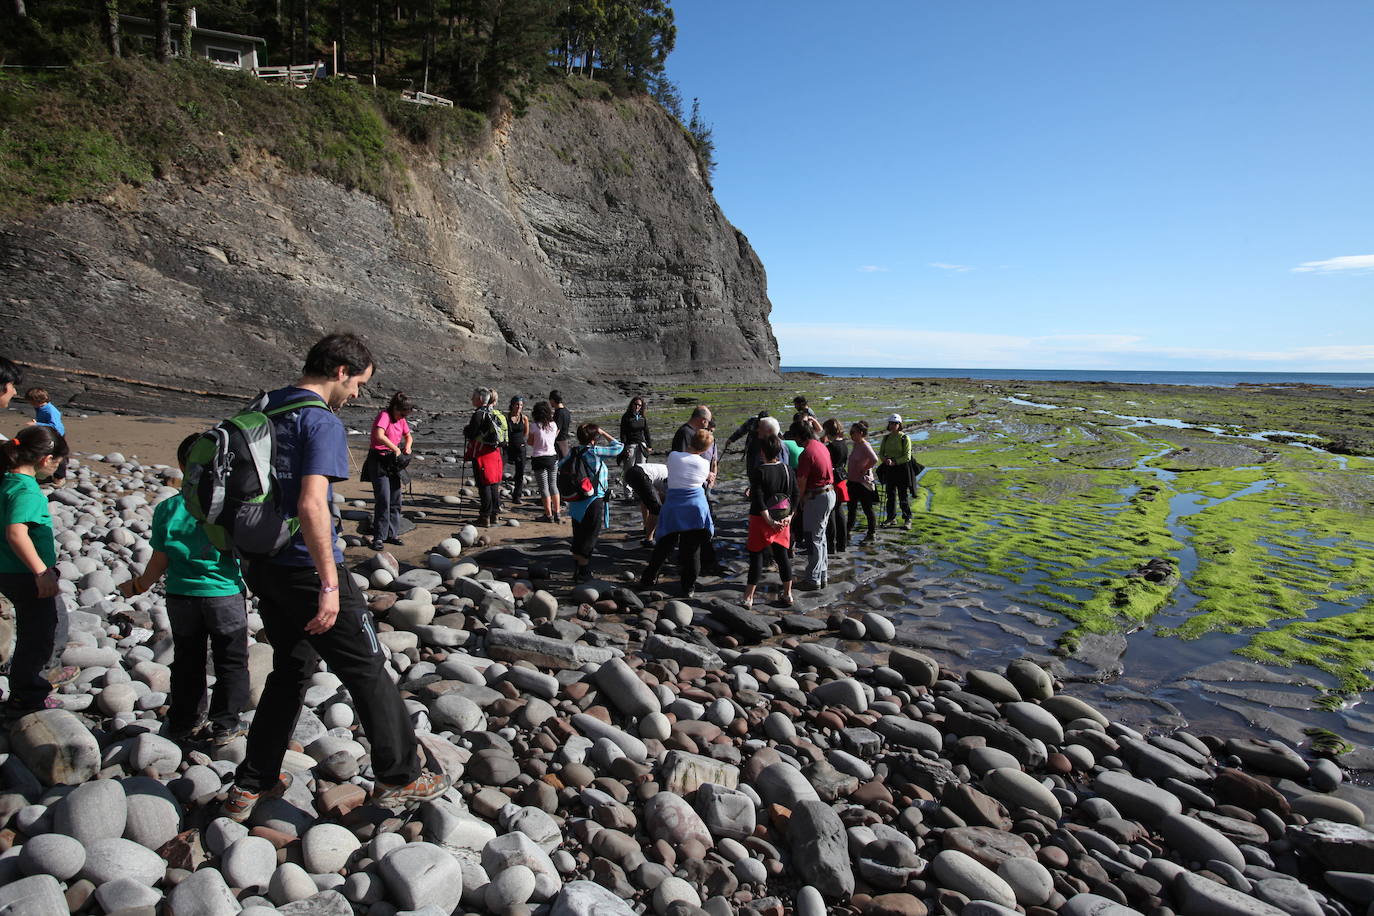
[460,433,471,520]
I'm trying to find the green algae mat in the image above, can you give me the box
[653,375,1374,706]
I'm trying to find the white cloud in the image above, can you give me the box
[856,265,889,273]
[775,324,1374,371]
[930,262,972,272]
[1292,254,1374,273]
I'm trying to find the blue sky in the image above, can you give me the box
[666,1,1374,371]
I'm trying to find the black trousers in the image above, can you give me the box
[625,465,662,515]
[642,528,711,593]
[371,473,403,541]
[570,498,605,563]
[886,481,912,521]
[167,593,250,733]
[827,499,849,553]
[239,561,419,791]
[748,544,793,585]
[848,484,878,534]
[0,572,68,712]
[509,451,527,501]
[478,482,501,521]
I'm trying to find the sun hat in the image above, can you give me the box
[887,414,902,424]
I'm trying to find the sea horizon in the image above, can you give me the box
[781,366,1374,389]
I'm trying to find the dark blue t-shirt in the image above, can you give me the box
[265,387,349,567]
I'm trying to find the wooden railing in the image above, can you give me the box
[400,89,453,107]
[254,63,317,88]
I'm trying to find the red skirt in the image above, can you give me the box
[473,446,503,486]
[834,479,849,502]
[747,513,791,553]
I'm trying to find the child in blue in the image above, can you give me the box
[24,388,63,436]
[24,388,67,484]
[0,425,74,721]
[122,434,249,744]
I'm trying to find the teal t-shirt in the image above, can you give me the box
[151,493,243,597]
[0,472,56,574]
[783,439,804,469]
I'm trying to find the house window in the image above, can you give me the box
[206,46,241,66]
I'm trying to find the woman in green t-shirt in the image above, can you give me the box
[0,425,73,720]
[122,434,250,744]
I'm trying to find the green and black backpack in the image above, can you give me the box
[182,392,329,556]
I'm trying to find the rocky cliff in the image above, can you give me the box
[0,82,779,413]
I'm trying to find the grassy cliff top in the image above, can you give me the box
[0,58,487,218]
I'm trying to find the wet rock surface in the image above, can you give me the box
[1,453,1372,916]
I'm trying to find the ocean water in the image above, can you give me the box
[782,366,1374,388]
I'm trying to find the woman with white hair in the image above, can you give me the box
[464,387,505,526]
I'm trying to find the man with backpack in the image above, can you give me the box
[220,333,448,821]
[558,423,623,583]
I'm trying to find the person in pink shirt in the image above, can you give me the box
[847,420,879,544]
[793,418,835,590]
[362,392,414,550]
[527,400,562,522]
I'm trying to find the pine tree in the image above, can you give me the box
[687,97,716,182]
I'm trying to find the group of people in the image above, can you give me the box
[1,338,451,823]
[456,390,926,605]
[1,333,923,826]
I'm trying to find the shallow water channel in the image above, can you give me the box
[839,398,1374,757]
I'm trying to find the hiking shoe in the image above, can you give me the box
[536,514,554,523]
[222,772,292,823]
[165,720,204,742]
[373,768,451,807]
[209,722,249,747]
[45,666,80,688]
[370,539,385,551]
[384,537,405,546]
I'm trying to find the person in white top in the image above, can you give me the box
[666,450,710,489]
[639,429,716,598]
[625,461,669,543]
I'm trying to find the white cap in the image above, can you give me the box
[887,414,902,424]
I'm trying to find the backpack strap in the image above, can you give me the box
[264,396,330,418]
[256,397,331,499]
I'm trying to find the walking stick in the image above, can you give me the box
[460,432,472,520]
